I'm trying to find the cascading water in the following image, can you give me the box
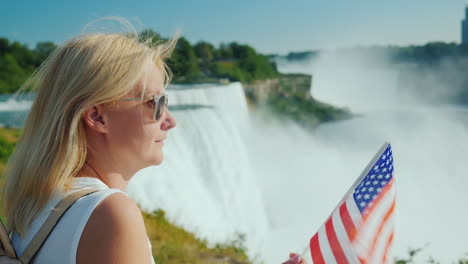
[127,82,270,259]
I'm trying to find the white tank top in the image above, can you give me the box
[10,177,155,264]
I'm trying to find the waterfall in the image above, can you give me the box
[127,82,270,258]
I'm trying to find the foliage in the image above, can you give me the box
[144,209,251,264]
[393,247,468,264]
[0,30,279,93]
[0,38,57,94]
[265,74,352,128]
[0,127,21,223]
[169,37,202,82]
[274,42,468,104]
[389,42,468,64]
[0,127,20,165]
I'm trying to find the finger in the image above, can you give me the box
[289,252,300,258]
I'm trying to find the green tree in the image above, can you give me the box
[218,43,233,60]
[170,37,200,82]
[229,42,255,59]
[139,29,162,44]
[35,41,57,62]
[194,41,215,61]
[0,38,9,55]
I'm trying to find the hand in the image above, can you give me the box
[281,253,307,264]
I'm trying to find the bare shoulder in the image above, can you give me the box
[76,192,151,264]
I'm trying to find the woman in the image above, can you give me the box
[3,23,305,264]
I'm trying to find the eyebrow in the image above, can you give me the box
[141,90,162,97]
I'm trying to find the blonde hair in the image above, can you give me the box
[3,21,177,236]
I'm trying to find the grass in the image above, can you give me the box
[144,209,250,264]
[0,127,251,264]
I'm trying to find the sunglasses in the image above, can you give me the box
[119,93,168,121]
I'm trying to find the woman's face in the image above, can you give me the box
[104,64,176,169]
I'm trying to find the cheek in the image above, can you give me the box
[107,109,145,145]
[107,109,158,154]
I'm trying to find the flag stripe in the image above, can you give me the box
[356,181,395,247]
[318,226,337,264]
[353,187,395,259]
[381,231,394,264]
[332,208,360,263]
[346,197,362,228]
[339,202,357,241]
[310,234,325,264]
[325,218,349,264]
[369,197,395,258]
[365,199,396,261]
[367,217,394,264]
[308,144,395,264]
[361,177,394,223]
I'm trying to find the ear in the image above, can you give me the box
[82,105,108,133]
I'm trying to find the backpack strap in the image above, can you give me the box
[18,188,100,264]
[0,219,16,258]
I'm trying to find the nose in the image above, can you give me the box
[160,108,176,131]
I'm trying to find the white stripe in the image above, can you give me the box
[317,225,337,264]
[357,186,395,247]
[346,197,362,228]
[368,216,394,264]
[331,209,361,263]
[353,184,396,259]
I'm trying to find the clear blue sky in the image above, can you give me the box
[2,0,467,54]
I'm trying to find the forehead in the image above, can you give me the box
[133,64,165,96]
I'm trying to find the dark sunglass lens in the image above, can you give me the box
[155,95,167,121]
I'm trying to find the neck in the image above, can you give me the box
[76,160,132,191]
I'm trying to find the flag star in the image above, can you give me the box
[381,181,387,185]
[362,187,367,192]
[368,187,374,192]
[374,165,380,171]
[386,160,390,165]
[382,168,387,172]
[380,163,385,167]
[377,187,382,193]
[372,195,377,199]
[355,189,360,194]
[382,154,386,160]
[385,174,391,179]
[365,181,371,186]
[357,194,362,199]
[370,174,375,179]
[360,201,366,207]
[373,180,379,185]
[364,194,370,199]
[377,174,383,179]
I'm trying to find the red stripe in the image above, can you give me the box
[381,231,394,264]
[339,202,357,241]
[310,233,325,264]
[365,198,396,261]
[325,217,349,264]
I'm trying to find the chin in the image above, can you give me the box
[153,159,163,166]
[152,153,164,166]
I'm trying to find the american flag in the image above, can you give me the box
[309,143,395,264]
